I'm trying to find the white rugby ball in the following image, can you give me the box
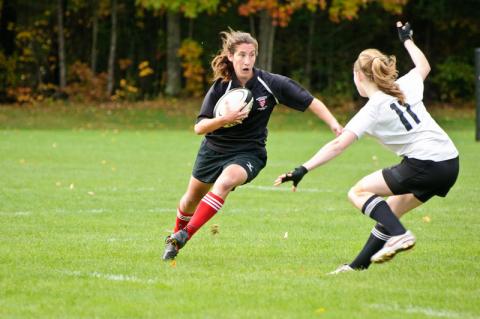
[213,88,253,128]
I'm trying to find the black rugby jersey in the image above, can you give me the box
[197,68,313,153]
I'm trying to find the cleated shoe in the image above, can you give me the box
[327,264,354,275]
[371,230,416,264]
[162,229,188,261]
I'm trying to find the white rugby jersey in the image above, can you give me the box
[345,69,458,161]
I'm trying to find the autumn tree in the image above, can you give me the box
[137,0,220,96]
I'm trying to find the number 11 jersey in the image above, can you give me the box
[344,69,458,161]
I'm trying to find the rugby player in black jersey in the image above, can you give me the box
[162,29,342,261]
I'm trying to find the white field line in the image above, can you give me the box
[0,211,31,216]
[53,208,175,214]
[243,185,333,193]
[61,270,157,284]
[368,303,480,319]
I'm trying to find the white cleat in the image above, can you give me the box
[328,264,354,275]
[371,230,416,264]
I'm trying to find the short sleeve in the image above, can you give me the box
[344,103,378,138]
[396,69,424,104]
[196,81,224,123]
[269,74,313,111]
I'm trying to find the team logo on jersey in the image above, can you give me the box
[256,96,268,110]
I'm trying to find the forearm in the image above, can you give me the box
[308,98,342,136]
[194,118,228,135]
[302,130,356,171]
[302,139,343,171]
[308,98,337,126]
[404,40,431,79]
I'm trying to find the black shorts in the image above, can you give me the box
[382,156,459,203]
[192,142,267,184]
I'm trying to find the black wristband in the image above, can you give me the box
[282,165,308,187]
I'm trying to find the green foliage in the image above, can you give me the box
[137,0,220,18]
[0,52,17,100]
[0,0,478,104]
[431,58,475,102]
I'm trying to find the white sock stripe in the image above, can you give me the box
[364,197,385,217]
[205,194,223,208]
[202,197,221,210]
[176,210,192,221]
[371,227,391,241]
[202,196,223,211]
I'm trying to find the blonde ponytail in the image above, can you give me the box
[354,49,406,105]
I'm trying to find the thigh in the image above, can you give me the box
[356,169,395,196]
[387,194,423,218]
[225,152,267,184]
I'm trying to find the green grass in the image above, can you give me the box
[0,104,479,318]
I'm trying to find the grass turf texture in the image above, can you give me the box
[0,104,479,318]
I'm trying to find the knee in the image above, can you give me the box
[347,183,363,205]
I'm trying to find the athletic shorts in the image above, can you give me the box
[192,143,267,184]
[382,156,459,203]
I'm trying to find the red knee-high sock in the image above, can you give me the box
[185,192,224,239]
[174,208,193,232]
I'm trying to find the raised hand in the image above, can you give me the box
[397,21,413,43]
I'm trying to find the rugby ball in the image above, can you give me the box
[213,88,254,128]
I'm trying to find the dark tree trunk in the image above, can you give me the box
[249,15,256,38]
[304,11,316,90]
[165,10,181,96]
[57,0,67,91]
[107,0,117,96]
[91,4,98,74]
[257,10,275,72]
[0,0,16,56]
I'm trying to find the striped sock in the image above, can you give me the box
[185,192,224,239]
[362,195,406,236]
[174,208,193,232]
[350,224,391,269]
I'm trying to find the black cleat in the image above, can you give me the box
[162,229,188,261]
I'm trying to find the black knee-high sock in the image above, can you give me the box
[350,224,391,269]
[362,195,406,236]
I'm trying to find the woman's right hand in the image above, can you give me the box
[222,101,250,126]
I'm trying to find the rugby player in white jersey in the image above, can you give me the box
[275,22,459,274]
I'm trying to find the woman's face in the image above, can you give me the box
[228,43,256,84]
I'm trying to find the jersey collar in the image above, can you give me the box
[231,68,258,90]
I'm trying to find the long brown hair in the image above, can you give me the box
[354,49,406,105]
[211,29,258,83]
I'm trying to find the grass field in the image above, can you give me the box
[0,104,479,318]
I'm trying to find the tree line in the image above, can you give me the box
[0,0,478,105]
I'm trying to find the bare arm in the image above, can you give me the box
[302,130,357,171]
[397,21,431,80]
[194,104,250,135]
[274,130,357,191]
[308,98,343,136]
